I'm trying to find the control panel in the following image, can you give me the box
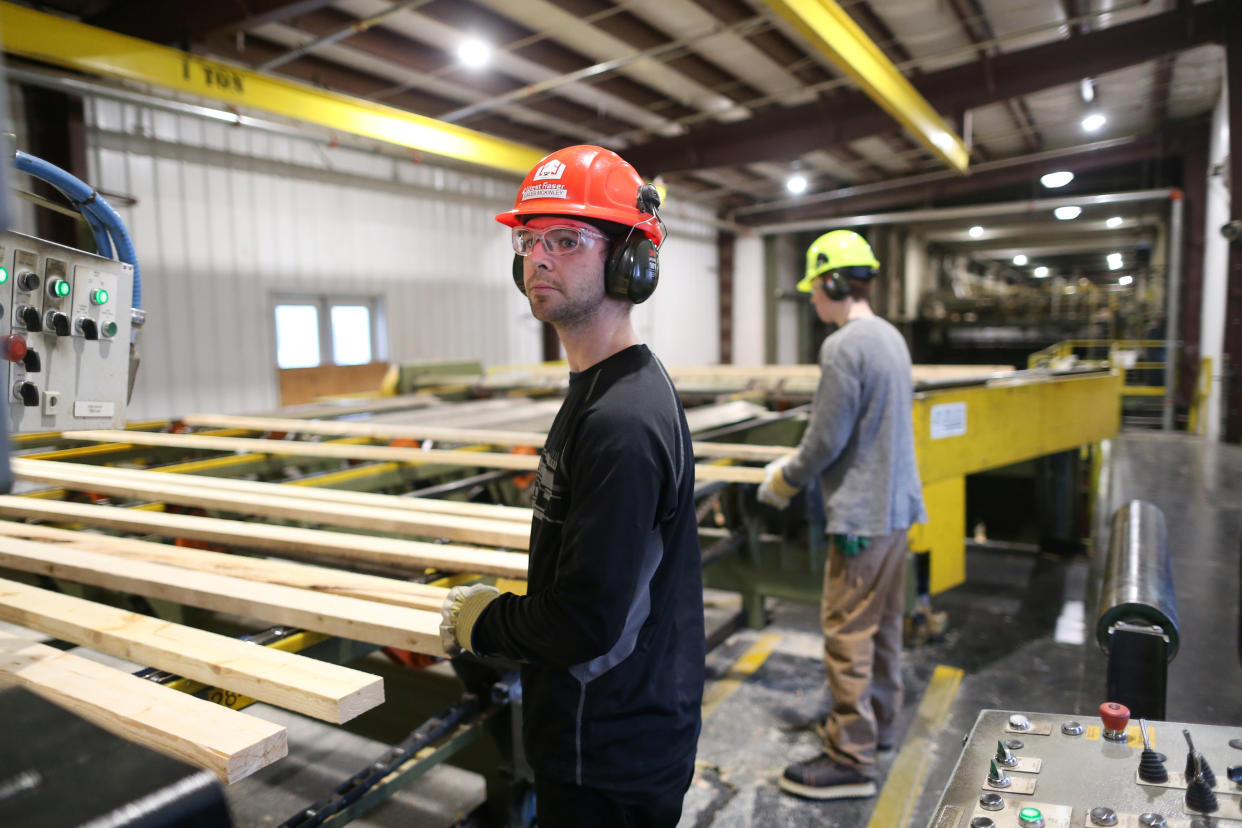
[930,708,1242,828]
[1,230,133,432]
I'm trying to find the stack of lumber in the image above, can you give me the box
[0,424,790,783]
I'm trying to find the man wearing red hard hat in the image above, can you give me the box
[440,145,704,826]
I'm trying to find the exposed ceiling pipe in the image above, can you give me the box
[734,136,1141,219]
[256,0,434,71]
[755,188,1178,235]
[441,16,769,123]
[605,0,1150,145]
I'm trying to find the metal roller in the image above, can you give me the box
[1096,500,1180,661]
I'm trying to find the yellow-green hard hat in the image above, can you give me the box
[797,230,881,292]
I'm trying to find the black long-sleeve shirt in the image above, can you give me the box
[472,344,704,794]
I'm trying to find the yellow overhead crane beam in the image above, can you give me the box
[0,3,546,177]
[762,0,970,171]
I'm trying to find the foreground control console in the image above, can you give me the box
[930,708,1242,827]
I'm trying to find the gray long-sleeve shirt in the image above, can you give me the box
[782,315,927,536]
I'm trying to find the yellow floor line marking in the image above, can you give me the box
[867,664,964,828]
[701,632,782,720]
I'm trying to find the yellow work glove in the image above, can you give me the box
[757,455,800,510]
[439,583,500,657]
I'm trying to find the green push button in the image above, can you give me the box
[91,288,109,305]
[0,266,8,284]
[103,321,118,338]
[49,278,71,298]
[1018,808,1044,827]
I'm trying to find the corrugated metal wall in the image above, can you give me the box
[77,97,721,420]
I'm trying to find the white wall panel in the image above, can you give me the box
[633,202,720,367]
[83,98,528,420]
[732,233,765,365]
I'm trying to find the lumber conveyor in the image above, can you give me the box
[1,358,1124,826]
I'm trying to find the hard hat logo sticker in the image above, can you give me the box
[532,159,566,181]
[521,183,568,201]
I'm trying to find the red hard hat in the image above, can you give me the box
[495,145,664,247]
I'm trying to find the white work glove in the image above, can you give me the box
[757,455,801,510]
[439,583,500,657]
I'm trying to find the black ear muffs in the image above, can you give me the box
[821,270,851,301]
[512,255,526,294]
[605,236,659,303]
[604,182,662,303]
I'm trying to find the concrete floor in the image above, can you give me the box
[680,431,1242,827]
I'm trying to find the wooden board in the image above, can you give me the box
[0,496,529,578]
[24,459,534,524]
[13,459,531,550]
[260,391,440,420]
[60,430,769,482]
[63,429,542,469]
[694,464,765,484]
[0,577,383,724]
[277,361,391,407]
[178,414,793,462]
[0,630,287,783]
[0,522,447,612]
[0,537,447,655]
[182,412,548,448]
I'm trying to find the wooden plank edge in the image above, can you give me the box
[0,631,288,784]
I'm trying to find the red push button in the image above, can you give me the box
[2,334,27,363]
[1100,701,1130,741]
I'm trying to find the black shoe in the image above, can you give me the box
[779,754,877,800]
[877,741,895,754]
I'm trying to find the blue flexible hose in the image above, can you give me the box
[14,150,141,308]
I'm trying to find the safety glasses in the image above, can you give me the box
[511,225,609,257]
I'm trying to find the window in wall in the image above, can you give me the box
[331,305,373,366]
[275,304,321,369]
[274,295,386,368]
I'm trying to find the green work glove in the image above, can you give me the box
[831,533,872,557]
[439,583,500,657]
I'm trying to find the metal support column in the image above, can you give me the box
[1225,32,1242,442]
[718,230,736,364]
[1164,192,1184,431]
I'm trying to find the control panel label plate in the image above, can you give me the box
[74,400,116,418]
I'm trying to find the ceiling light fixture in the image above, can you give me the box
[786,174,808,195]
[1041,171,1074,189]
[1107,252,1123,270]
[1013,254,1028,266]
[457,38,492,68]
[1034,266,1050,278]
[1054,205,1083,220]
[1081,112,1107,132]
[1118,275,1133,286]
[1106,216,1123,228]
[969,225,984,238]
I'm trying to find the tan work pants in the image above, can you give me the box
[820,529,908,772]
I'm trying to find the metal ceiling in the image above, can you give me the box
[5,0,1230,277]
